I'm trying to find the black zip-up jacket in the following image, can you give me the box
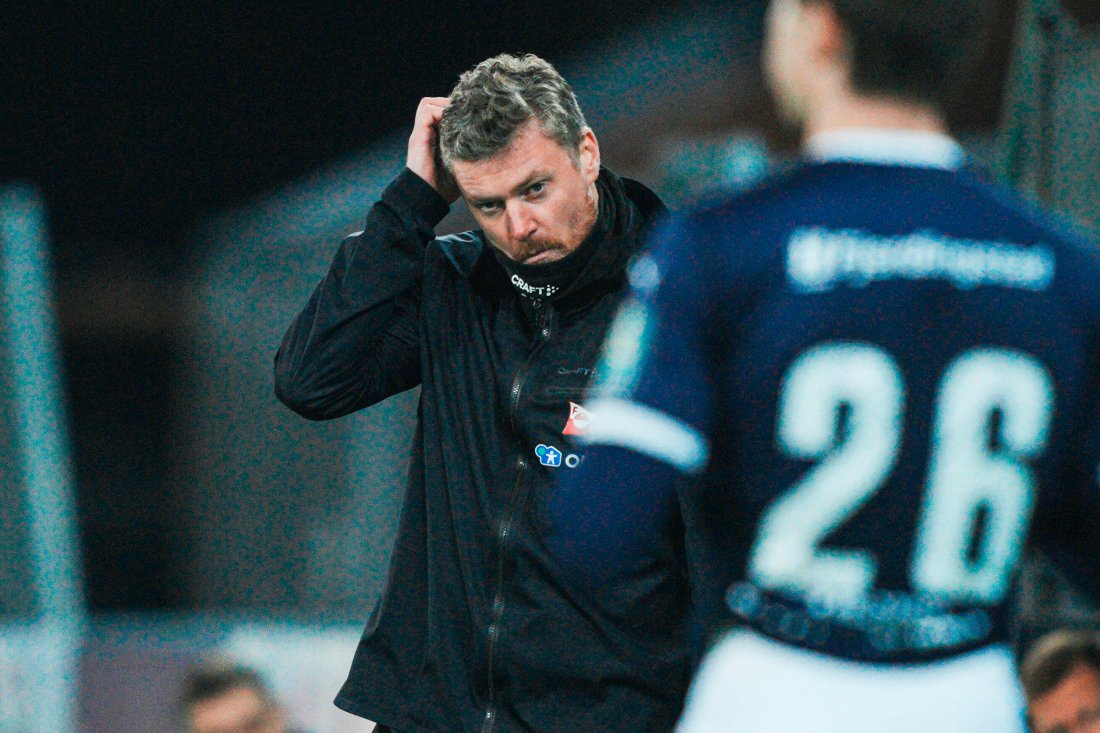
[274,167,692,732]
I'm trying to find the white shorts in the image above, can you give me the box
[675,629,1027,733]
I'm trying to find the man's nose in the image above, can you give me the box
[506,202,537,240]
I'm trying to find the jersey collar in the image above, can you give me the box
[805,128,965,170]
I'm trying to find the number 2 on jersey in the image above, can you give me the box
[749,342,1054,604]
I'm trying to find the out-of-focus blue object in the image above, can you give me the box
[652,134,771,205]
[0,184,84,733]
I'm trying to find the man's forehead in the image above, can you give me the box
[452,123,573,198]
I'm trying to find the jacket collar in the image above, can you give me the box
[461,167,667,314]
[805,128,964,170]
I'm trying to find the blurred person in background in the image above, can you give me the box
[1022,629,1100,733]
[177,662,300,733]
[552,0,1100,731]
[275,53,690,732]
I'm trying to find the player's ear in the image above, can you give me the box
[577,129,600,183]
[803,0,848,74]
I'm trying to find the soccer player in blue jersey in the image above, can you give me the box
[552,0,1100,730]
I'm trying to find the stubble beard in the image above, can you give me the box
[502,181,600,265]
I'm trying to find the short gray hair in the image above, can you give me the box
[439,53,588,169]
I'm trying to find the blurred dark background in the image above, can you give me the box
[4,2,697,273]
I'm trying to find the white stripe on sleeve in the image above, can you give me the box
[579,397,710,474]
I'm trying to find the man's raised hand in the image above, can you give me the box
[407,96,460,203]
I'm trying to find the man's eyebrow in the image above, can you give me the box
[467,193,502,206]
[467,173,549,206]
[511,173,548,194]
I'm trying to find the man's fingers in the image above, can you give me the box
[422,106,446,124]
[407,96,459,202]
[415,97,451,125]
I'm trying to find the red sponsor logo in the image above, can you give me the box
[562,401,592,436]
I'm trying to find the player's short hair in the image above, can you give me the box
[803,0,996,111]
[1020,628,1100,702]
[177,662,276,718]
[439,53,588,169]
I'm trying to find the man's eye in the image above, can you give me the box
[478,202,501,214]
[527,182,546,196]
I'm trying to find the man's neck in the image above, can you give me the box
[803,91,948,141]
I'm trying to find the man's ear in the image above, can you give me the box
[803,0,848,75]
[577,128,600,183]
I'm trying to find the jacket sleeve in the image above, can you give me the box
[274,168,452,420]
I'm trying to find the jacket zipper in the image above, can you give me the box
[482,301,555,733]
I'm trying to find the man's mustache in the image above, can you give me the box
[516,238,564,259]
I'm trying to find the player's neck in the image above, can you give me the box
[803,90,948,141]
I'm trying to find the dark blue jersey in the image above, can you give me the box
[553,147,1100,664]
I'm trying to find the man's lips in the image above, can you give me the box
[520,240,566,264]
[523,249,556,265]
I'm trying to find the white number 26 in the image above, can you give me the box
[749,342,1054,605]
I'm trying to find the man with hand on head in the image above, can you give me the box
[552,1,1100,731]
[275,53,691,732]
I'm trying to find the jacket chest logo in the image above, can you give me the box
[534,443,584,469]
[531,401,598,469]
[562,401,593,436]
[511,273,559,298]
